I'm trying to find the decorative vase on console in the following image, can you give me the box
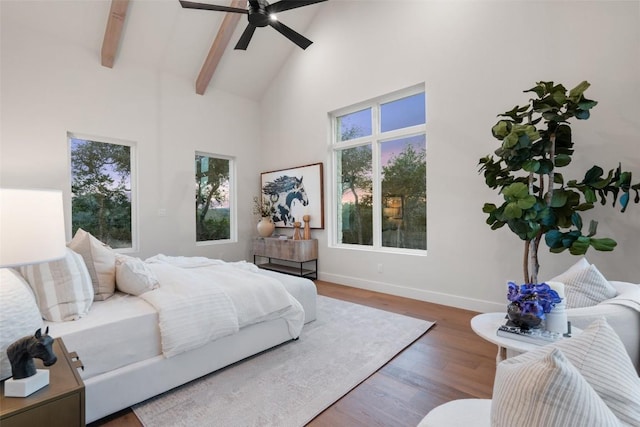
[253,196,275,238]
[257,217,275,238]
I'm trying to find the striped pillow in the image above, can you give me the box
[551,262,617,308]
[20,248,94,321]
[512,317,640,425]
[492,347,621,427]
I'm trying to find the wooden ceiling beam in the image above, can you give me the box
[195,0,245,95]
[101,0,130,68]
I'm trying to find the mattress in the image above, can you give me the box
[45,292,161,380]
[45,270,316,384]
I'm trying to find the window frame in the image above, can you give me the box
[194,151,237,246]
[329,84,427,254]
[67,132,138,253]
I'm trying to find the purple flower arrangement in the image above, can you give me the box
[507,282,562,320]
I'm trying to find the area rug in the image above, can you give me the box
[133,295,435,427]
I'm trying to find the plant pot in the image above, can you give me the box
[257,217,275,238]
[506,302,543,330]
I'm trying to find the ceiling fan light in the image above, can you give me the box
[269,13,277,21]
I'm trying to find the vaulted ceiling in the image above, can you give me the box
[8,0,326,100]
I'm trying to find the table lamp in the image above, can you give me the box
[0,188,66,397]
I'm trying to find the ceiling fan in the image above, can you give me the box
[179,0,328,50]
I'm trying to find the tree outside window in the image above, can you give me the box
[195,153,232,242]
[69,135,133,249]
[333,87,426,251]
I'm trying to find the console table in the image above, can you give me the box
[253,237,318,279]
[0,338,85,427]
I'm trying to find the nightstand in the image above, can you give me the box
[1,338,85,427]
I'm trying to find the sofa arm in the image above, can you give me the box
[566,282,640,374]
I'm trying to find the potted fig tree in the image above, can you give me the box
[479,80,639,285]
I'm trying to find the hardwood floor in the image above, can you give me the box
[89,280,497,427]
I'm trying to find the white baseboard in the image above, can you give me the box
[318,272,505,313]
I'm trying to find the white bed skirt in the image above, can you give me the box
[85,316,295,423]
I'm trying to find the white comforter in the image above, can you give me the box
[140,255,304,358]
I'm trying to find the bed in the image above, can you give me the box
[0,230,317,423]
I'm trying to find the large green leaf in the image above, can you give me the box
[517,195,537,210]
[584,166,604,184]
[584,187,597,203]
[570,236,591,255]
[550,191,568,208]
[575,110,590,120]
[571,212,583,230]
[568,81,590,101]
[492,121,510,139]
[504,202,523,219]
[503,182,529,198]
[545,230,564,248]
[578,99,598,110]
[590,238,617,251]
[538,159,555,174]
[503,132,519,148]
[554,154,571,167]
[482,203,497,213]
[523,160,540,173]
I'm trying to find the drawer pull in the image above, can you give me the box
[69,352,84,371]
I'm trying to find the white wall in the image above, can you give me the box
[260,0,640,311]
[0,4,262,261]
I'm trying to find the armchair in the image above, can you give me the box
[418,318,640,427]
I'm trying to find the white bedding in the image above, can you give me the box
[45,292,160,380]
[142,256,304,358]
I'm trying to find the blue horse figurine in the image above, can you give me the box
[6,327,57,380]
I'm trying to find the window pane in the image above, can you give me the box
[337,108,372,142]
[195,154,230,242]
[339,145,372,245]
[381,135,426,249]
[70,138,132,249]
[380,92,426,133]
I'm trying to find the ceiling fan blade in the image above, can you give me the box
[179,0,248,14]
[235,24,257,50]
[269,20,313,50]
[267,0,327,14]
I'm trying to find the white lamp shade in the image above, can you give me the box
[0,188,66,267]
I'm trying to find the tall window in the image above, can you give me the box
[69,133,135,250]
[195,152,234,243]
[332,85,426,251]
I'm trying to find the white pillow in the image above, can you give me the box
[0,269,44,380]
[491,347,620,427]
[67,228,116,300]
[551,261,617,308]
[509,317,640,425]
[20,247,94,321]
[115,255,159,296]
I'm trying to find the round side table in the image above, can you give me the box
[470,312,581,363]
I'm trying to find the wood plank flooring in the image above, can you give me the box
[89,280,497,427]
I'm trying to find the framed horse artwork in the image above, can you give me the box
[261,162,324,229]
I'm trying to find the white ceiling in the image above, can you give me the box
[3,0,326,101]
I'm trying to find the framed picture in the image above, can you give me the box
[261,162,324,229]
